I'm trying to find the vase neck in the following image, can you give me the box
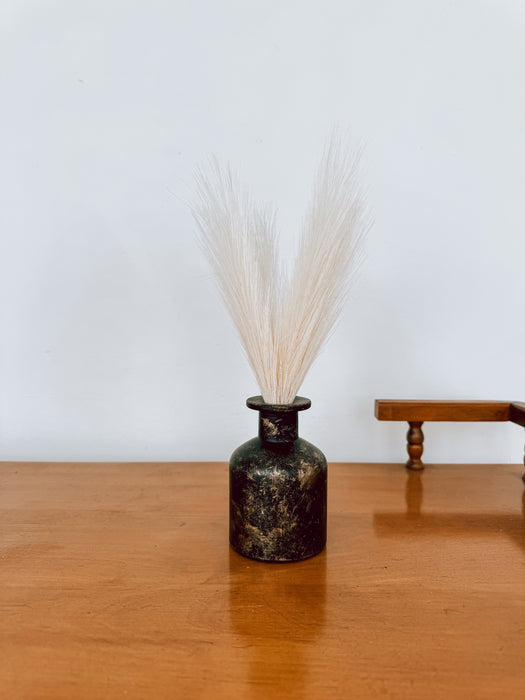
[246,395,311,445]
[258,410,299,443]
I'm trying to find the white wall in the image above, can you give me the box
[1,0,524,463]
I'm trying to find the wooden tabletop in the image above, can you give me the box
[2,462,525,699]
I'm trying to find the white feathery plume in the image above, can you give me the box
[192,138,367,405]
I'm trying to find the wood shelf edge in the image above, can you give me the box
[374,400,511,422]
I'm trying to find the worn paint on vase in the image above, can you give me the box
[229,396,327,562]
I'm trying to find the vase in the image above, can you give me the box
[229,395,327,562]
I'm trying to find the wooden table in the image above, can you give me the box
[2,462,525,699]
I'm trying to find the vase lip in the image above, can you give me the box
[246,395,311,413]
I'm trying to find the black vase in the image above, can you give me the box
[229,395,327,562]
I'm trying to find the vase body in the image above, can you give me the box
[229,396,327,562]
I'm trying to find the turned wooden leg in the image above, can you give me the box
[522,435,525,483]
[406,421,424,471]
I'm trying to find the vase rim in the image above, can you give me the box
[246,395,311,413]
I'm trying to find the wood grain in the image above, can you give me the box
[1,462,525,699]
[375,400,511,422]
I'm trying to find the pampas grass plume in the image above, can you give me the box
[192,137,367,405]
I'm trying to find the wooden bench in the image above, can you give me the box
[375,400,525,477]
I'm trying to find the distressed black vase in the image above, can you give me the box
[229,395,327,562]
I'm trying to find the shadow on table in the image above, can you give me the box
[228,547,326,696]
[373,471,525,554]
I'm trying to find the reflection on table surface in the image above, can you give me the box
[1,461,524,699]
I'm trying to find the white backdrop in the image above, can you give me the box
[1,0,524,463]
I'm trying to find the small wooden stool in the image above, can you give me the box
[375,400,525,479]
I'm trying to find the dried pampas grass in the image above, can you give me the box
[192,137,367,405]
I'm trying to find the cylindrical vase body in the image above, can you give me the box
[229,396,327,562]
